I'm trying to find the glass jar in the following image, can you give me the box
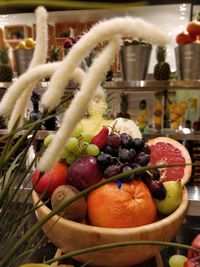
[153,92,164,131]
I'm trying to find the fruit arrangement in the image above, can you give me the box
[176,12,200,45]
[17,38,36,49]
[168,101,188,130]
[136,99,148,131]
[153,101,163,130]
[63,36,81,52]
[32,117,192,228]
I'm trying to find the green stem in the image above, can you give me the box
[45,240,200,265]
[0,1,148,10]
[0,162,195,266]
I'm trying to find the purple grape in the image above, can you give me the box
[136,152,150,166]
[118,148,134,163]
[142,144,151,155]
[132,138,145,152]
[149,168,161,180]
[130,148,137,159]
[130,162,141,169]
[121,165,135,182]
[103,145,118,156]
[107,134,122,148]
[141,173,152,187]
[104,164,121,178]
[149,180,167,200]
[96,152,116,169]
[130,163,147,179]
[120,133,133,148]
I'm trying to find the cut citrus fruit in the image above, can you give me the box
[148,137,192,185]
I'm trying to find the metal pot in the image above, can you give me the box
[175,43,200,80]
[13,48,34,76]
[120,44,152,81]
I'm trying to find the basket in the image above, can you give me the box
[32,188,188,267]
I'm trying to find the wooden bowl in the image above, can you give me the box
[32,188,188,267]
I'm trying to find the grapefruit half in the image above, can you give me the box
[147,137,192,185]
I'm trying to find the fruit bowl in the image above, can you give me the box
[32,187,188,267]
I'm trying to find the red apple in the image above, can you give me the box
[68,156,103,191]
[176,31,196,45]
[63,38,73,49]
[32,161,69,198]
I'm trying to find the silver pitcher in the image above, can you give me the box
[120,44,152,81]
[13,48,34,76]
[175,43,200,80]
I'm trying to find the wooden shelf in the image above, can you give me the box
[104,80,200,91]
[4,24,32,40]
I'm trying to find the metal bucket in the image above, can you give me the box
[13,48,34,76]
[175,43,200,80]
[120,44,152,81]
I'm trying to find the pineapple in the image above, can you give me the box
[0,47,13,82]
[50,46,61,62]
[154,46,170,80]
[81,97,113,134]
[117,92,130,119]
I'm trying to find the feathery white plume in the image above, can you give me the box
[41,17,168,111]
[8,6,48,131]
[38,36,121,171]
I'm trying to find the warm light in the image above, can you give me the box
[182,127,191,134]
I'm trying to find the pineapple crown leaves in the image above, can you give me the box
[0,47,9,65]
[120,92,129,113]
[156,46,167,63]
[50,46,61,62]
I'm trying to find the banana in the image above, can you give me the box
[110,117,142,139]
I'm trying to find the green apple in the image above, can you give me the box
[169,254,187,267]
[156,180,183,215]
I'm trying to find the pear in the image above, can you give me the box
[169,254,187,267]
[156,180,183,215]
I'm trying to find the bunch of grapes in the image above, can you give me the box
[44,123,100,165]
[96,131,166,200]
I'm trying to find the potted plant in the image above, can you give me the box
[120,38,152,81]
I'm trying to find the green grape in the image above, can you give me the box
[66,137,79,152]
[169,254,188,267]
[43,134,55,146]
[87,144,100,156]
[71,123,84,137]
[80,141,89,155]
[65,152,77,165]
[60,147,70,160]
[73,147,82,157]
[81,131,94,143]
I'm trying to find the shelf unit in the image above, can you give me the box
[104,80,200,91]
[1,79,200,141]
[4,24,32,48]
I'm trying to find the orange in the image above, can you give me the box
[87,179,157,228]
[148,137,192,185]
